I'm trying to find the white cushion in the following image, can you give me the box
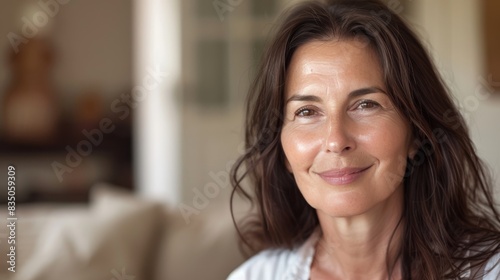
[9,183,164,280]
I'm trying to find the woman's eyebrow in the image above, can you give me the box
[285,86,386,104]
[285,94,322,104]
[349,86,387,98]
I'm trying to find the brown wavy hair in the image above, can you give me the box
[230,0,500,279]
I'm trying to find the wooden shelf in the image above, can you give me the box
[0,118,133,203]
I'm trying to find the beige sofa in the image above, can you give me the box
[0,184,246,280]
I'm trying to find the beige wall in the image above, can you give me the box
[0,0,132,98]
[409,0,500,197]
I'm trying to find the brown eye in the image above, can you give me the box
[356,100,380,110]
[295,107,317,117]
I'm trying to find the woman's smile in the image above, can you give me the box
[314,164,373,186]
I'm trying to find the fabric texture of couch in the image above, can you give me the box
[0,184,246,280]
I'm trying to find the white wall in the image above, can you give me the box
[409,0,500,196]
[133,0,182,205]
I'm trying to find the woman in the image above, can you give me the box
[228,0,500,279]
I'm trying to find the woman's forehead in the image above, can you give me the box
[285,40,384,96]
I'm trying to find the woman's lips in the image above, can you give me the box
[316,165,372,186]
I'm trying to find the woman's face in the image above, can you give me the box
[281,40,414,218]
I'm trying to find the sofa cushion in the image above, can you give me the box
[7,183,164,280]
[0,204,83,280]
[152,201,246,280]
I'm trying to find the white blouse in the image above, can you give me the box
[227,230,500,280]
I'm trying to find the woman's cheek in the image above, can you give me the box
[354,122,380,144]
[355,114,403,144]
[282,123,324,168]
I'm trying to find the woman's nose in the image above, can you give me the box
[323,115,355,154]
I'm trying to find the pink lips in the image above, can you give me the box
[317,165,372,186]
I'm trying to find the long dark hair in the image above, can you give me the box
[230,0,500,279]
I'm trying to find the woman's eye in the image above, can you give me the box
[295,107,317,117]
[355,100,380,110]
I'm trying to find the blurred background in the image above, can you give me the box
[0,0,498,279]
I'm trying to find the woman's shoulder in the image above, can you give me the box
[227,230,321,280]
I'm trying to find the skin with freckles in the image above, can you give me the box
[281,40,415,279]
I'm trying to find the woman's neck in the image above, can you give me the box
[311,187,404,280]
